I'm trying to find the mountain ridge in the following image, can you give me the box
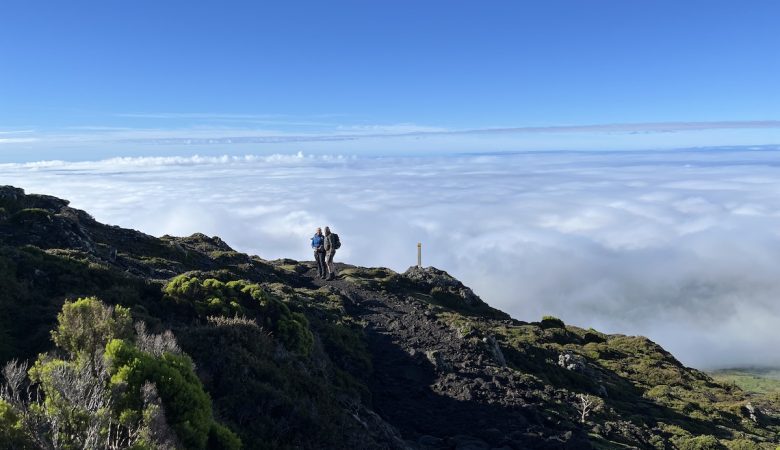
[0,185,778,449]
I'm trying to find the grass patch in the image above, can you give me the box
[709,368,780,395]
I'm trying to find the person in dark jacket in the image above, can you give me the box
[323,226,337,280]
[311,227,326,279]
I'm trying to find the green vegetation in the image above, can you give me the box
[541,315,566,329]
[710,368,780,395]
[159,274,376,449]
[0,399,27,449]
[0,297,241,449]
[163,275,313,355]
[8,208,53,224]
[107,339,232,449]
[52,296,134,372]
[0,245,159,365]
[437,307,780,448]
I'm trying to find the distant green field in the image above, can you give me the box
[709,368,780,395]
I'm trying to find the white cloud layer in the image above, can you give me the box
[2,147,780,369]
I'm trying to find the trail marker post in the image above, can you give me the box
[417,242,422,268]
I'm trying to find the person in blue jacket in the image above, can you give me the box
[311,227,326,279]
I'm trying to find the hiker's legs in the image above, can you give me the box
[326,251,336,279]
[314,250,326,277]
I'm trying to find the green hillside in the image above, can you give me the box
[0,186,778,449]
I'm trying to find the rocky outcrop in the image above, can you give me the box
[404,266,488,308]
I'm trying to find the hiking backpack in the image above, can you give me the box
[331,233,341,249]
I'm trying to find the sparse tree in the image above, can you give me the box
[1,359,27,406]
[575,393,603,424]
[135,322,181,357]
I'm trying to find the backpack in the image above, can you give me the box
[331,233,341,250]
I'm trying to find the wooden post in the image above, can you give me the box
[417,242,422,267]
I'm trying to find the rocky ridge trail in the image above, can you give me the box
[305,267,588,450]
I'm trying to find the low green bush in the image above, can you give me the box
[8,208,52,224]
[52,296,133,362]
[724,439,762,450]
[164,275,313,355]
[107,339,216,449]
[540,315,565,329]
[672,434,722,450]
[0,399,31,448]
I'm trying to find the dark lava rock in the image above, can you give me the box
[403,266,485,307]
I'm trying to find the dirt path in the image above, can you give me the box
[303,268,583,449]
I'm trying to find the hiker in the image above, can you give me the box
[323,226,340,280]
[311,227,326,279]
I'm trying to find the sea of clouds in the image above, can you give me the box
[2,147,779,369]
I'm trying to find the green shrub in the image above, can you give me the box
[52,296,133,360]
[209,422,243,450]
[724,439,762,450]
[9,208,52,224]
[430,286,458,306]
[540,315,565,329]
[583,328,606,343]
[164,275,250,316]
[164,275,313,355]
[107,339,217,449]
[261,298,313,355]
[178,318,349,449]
[673,435,723,450]
[0,399,31,448]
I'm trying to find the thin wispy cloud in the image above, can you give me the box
[451,120,780,135]
[13,119,780,148]
[335,123,450,134]
[116,112,288,120]
[115,112,349,120]
[3,147,780,369]
[104,119,780,142]
[0,129,38,144]
[0,138,38,144]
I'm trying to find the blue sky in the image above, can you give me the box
[3,2,780,367]
[1,1,780,160]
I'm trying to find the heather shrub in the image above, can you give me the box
[51,297,133,368]
[725,439,762,450]
[8,208,52,225]
[540,315,565,329]
[177,317,346,449]
[107,339,214,449]
[164,275,313,355]
[208,422,243,450]
[673,434,722,450]
[260,297,313,355]
[0,398,30,448]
